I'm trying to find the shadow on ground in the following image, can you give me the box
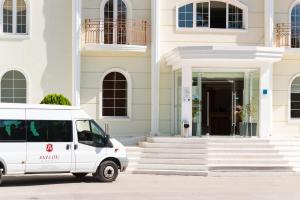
[1,175,100,187]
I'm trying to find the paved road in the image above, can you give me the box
[1,174,300,200]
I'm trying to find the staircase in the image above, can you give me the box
[126,137,300,176]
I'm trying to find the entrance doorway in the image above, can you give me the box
[201,80,243,136]
[190,71,259,137]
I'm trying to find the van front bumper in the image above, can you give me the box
[119,157,128,172]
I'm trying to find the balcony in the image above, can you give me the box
[82,18,150,53]
[275,23,300,49]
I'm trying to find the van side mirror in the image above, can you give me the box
[104,134,110,145]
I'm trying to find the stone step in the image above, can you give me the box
[127,169,208,176]
[208,153,284,159]
[147,137,207,144]
[208,139,271,143]
[208,149,300,153]
[140,142,207,149]
[208,159,289,165]
[137,158,207,165]
[209,149,279,153]
[209,171,300,177]
[132,164,208,171]
[138,153,207,159]
[208,144,275,148]
[208,165,293,172]
[126,137,300,176]
[142,148,207,154]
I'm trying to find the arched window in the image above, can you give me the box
[2,0,27,34]
[1,70,27,103]
[290,76,300,119]
[177,0,246,29]
[291,4,300,48]
[102,71,128,117]
[103,0,128,44]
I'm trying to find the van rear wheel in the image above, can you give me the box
[72,173,88,178]
[94,161,118,182]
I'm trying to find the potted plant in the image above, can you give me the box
[192,98,201,136]
[239,102,258,137]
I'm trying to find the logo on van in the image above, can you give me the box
[46,144,53,153]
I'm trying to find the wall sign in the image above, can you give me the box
[263,89,268,95]
[183,87,191,101]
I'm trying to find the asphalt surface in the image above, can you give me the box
[1,174,300,200]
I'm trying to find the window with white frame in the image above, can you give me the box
[103,0,128,44]
[102,72,128,117]
[1,70,27,103]
[290,76,300,119]
[2,0,27,34]
[177,0,246,30]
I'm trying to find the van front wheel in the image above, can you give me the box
[94,161,118,182]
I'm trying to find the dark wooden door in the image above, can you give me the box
[202,82,233,136]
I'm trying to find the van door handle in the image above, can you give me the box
[66,144,71,150]
[74,144,78,150]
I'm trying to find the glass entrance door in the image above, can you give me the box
[191,71,259,137]
[201,80,236,136]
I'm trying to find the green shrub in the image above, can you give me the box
[40,94,71,106]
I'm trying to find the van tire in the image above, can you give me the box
[94,161,118,182]
[72,173,88,178]
[0,170,2,185]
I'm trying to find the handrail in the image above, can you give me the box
[83,18,150,46]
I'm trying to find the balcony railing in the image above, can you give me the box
[275,23,300,48]
[83,18,150,46]
[275,23,291,48]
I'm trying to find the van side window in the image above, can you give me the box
[27,121,47,142]
[0,120,26,141]
[48,121,73,142]
[76,120,106,147]
[27,120,73,142]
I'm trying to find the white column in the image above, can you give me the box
[265,0,274,47]
[72,0,81,106]
[150,0,160,136]
[259,63,273,138]
[181,64,193,137]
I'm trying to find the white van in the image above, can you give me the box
[0,104,128,184]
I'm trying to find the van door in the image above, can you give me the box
[25,120,73,173]
[74,120,108,172]
[0,120,27,174]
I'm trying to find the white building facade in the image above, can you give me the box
[2,0,300,143]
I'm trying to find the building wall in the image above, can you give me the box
[0,0,73,103]
[274,0,296,24]
[272,0,300,137]
[158,0,265,135]
[80,0,151,142]
[273,53,300,137]
[159,0,265,56]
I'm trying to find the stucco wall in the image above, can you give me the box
[158,0,266,135]
[274,0,297,24]
[0,0,73,104]
[81,0,151,141]
[273,53,300,137]
[159,0,265,56]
